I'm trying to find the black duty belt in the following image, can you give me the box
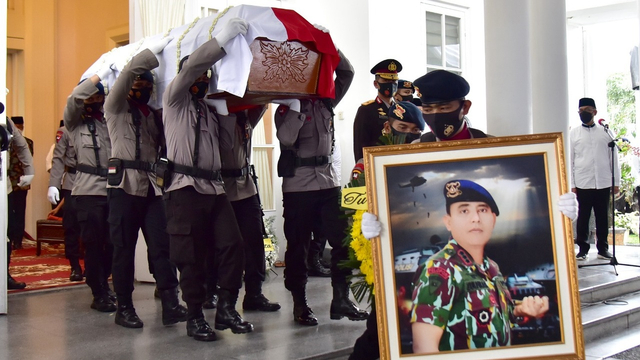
[65,166,77,174]
[172,163,222,181]
[76,164,108,177]
[221,166,250,178]
[121,160,155,172]
[295,155,331,168]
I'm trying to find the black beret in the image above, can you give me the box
[444,179,499,216]
[410,98,423,107]
[135,70,154,84]
[11,116,24,125]
[579,97,596,109]
[414,70,470,104]
[398,80,415,92]
[370,59,402,80]
[388,101,425,131]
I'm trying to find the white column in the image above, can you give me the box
[484,0,532,136]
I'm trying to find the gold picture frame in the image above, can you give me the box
[364,133,584,360]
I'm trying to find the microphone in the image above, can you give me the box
[598,119,609,129]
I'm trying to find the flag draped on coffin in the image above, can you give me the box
[81,5,341,109]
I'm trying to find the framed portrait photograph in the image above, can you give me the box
[364,133,584,360]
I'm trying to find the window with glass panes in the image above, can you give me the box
[425,7,464,75]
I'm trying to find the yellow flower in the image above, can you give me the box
[349,210,375,286]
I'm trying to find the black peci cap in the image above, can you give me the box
[579,97,596,109]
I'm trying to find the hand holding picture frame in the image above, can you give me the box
[363,133,584,360]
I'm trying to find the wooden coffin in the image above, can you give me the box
[209,38,322,109]
[36,219,65,256]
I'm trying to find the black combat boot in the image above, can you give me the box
[115,303,144,328]
[243,281,281,312]
[69,258,83,282]
[330,283,369,321]
[90,294,117,312]
[203,285,219,309]
[7,274,26,290]
[307,252,331,277]
[291,288,318,326]
[186,304,216,341]
[159,287,188,325]
[215,289,253,334]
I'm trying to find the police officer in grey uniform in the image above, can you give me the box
[5,117,34,290]
[103,38,188,329]
[48,123,82,281]
[274,48,369,326]
[161,18,252,342]
[217,105,280,312]
[64,74,115,312]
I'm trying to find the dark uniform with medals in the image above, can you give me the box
[352,59,402,161]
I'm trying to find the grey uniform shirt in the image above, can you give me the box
[162,38,234,195]
[275,50,354,193]
[105,49,162,197]
[220,106,267,202]
[49,127,77,191]
[64,79,112,196]
[5,118,34,195]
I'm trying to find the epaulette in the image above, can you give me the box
[361,100,375,106]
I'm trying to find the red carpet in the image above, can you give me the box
[8,239,85,293]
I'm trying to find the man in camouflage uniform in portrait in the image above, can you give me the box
[410,179,550,354]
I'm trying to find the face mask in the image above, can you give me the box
[377,82,398,98]
[399,95,413,102]
[129,87,152,104]
[579,111,593,124]
[190,81,208,99]
[390,127,420,143]
[84,101,104,118]
[423,102,464,139]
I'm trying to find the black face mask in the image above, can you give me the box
[84,101,104,119]
[190,81,209,99]
[378,82,398,98]
[129,87,152,105]
[398,94,413,102]
[422,102,464,139]
[390,127,420,143]
[579,111,594,124]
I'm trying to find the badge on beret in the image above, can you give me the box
[393,104,406,119]
[446,181,462,198]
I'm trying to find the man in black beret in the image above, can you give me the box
[394,79,415,102]
[412,70,488,142]
[353,59,402,161]
[383,101,425,143]
[570,97,619,261]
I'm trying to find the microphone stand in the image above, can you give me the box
[579,124,640,274]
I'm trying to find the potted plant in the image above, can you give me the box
[612,210,639,245]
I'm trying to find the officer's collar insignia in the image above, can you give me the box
[393,104,406,119]
[446,181,462,198]
[388,62,397,72]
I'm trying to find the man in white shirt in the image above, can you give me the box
[570,97,620,261]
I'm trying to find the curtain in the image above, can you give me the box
[139,0,187,37]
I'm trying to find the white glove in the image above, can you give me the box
[313,24,329,33]
[204,98,228,116]
[17,174,34,187]
[272,99,301,113]
[147,36,173,55]
[558,192,578,221]
[361,211,382,239]
[47,186,60,205]
[214,18,248,48]
[96,64,113,81]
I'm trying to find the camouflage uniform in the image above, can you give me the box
[410,239,514,351]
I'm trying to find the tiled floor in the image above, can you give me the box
[2,246,640,360]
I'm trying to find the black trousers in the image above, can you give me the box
[350,304,379,359]
[108,187,178,304]
[75,195,113,297]
[205,194,266,294]
[282,187,350,291]
[164,187,244,307]
[7,190,28,247]
[61,190,81,262]
[576,188,611,254]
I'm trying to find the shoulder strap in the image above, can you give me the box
[192,97,203,168]
[321,99,335,156]
[128,101,143,161]
[83,116,102,169]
